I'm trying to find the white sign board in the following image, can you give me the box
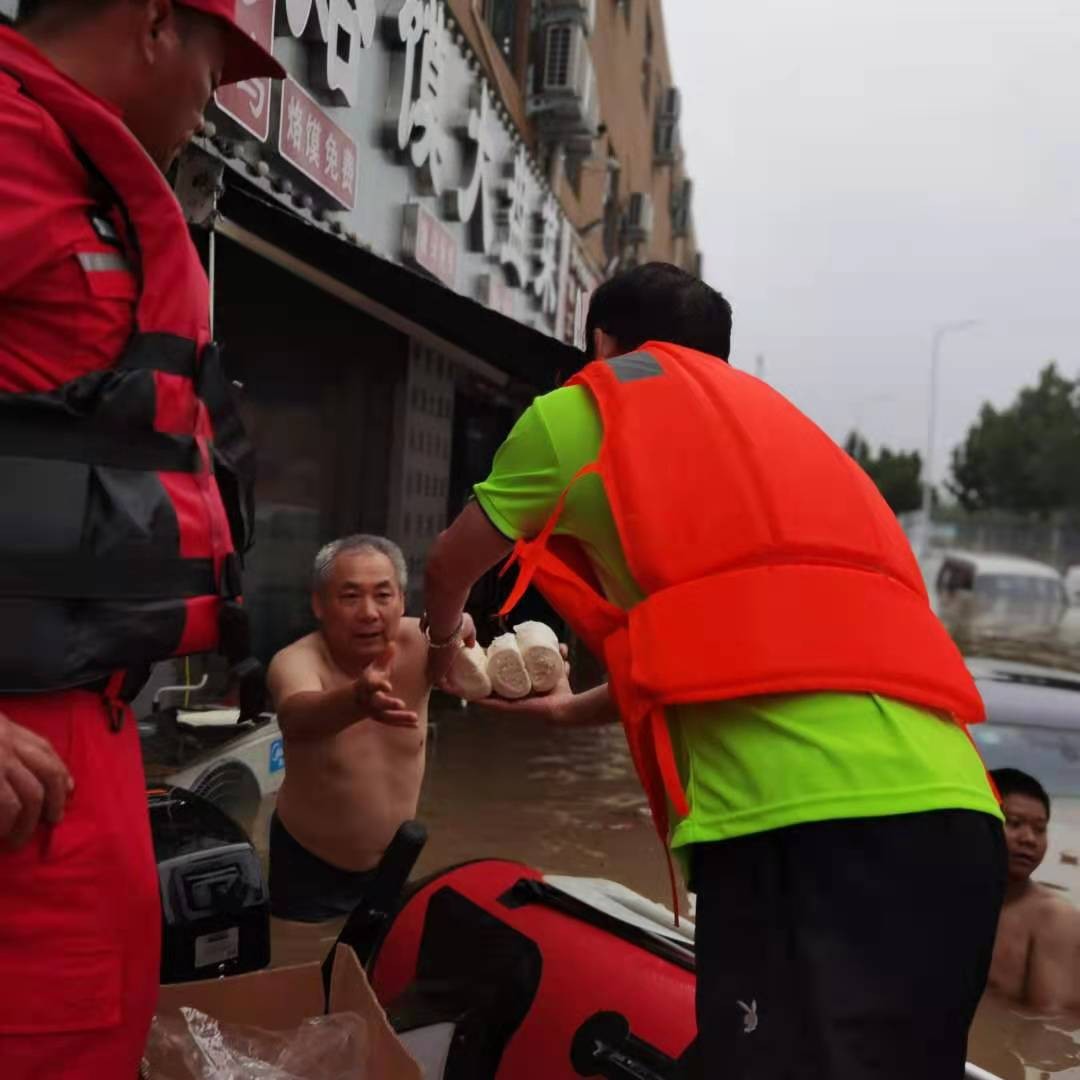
[207,0,573,336]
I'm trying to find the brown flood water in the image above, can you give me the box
[260,705,1080,1079]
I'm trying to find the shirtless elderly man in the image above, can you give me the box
[266,534,470,921]
[987,768,1080,1012]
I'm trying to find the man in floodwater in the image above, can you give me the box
[423,262,1006,1079]
[266,535,471,921]
[988,768,1080,1011]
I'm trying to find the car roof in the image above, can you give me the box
[941,550,1064,580]
[968,656,1080,729]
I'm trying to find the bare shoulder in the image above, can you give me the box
[1031,887,1080,942]
[1031,883,1073,910]
[269,632,323,669]
[395,618,428,669]
[267,632,327,704]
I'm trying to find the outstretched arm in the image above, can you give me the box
[424,502,514,684]
[475,682,618,727]
[269,646,418,742]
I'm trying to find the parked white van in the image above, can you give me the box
[935,551,1068,636]
[1066,565,1080,606]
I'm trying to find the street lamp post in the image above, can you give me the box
[919,320,979,557]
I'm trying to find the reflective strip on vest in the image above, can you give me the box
[76,250,130,273]
[605,351,664,383]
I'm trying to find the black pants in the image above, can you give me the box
[692,810,1006,1080]
[268,812,379,922]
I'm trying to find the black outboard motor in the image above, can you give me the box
[148,785,270,983]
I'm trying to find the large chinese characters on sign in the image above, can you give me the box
[215,0,277,141]
[232,0,571,330]
[282,0,376,106]
[386,0,564,317]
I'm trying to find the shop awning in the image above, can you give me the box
[216,178,586,394]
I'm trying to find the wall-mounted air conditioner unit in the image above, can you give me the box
[624,192,655,245]
[543,0,597,35]
[654,86,681,165]
[530,20,600,139]
[671,177,693,238]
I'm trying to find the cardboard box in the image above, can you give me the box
[147,945,421,1079]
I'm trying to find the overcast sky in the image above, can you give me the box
[665,0,1079,488]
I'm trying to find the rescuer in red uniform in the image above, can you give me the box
[0,3,282,1075]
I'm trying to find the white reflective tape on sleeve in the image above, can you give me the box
[77,251,130,273]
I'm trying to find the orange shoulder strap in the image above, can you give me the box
[498,463,600,616]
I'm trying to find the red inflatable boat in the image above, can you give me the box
[365,858,697,1080]
[323,830,1001,1080]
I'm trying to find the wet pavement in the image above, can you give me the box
[259,703,1080,1078]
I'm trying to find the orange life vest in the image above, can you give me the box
[499,341,985,899]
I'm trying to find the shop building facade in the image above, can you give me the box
[1,0,702,658]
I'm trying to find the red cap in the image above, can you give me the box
[178,0,286,85]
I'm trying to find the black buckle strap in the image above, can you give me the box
[0,414,199,472]
[116,332,198,378]
[83,665,152,704]
[0,554,217,600]
[199,344,257,555]
[218,599,266,722]
[220,553,243,599]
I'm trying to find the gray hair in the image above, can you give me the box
[312,534,408,593]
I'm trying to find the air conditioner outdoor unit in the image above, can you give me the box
[624,192,655,245]
[654,86,682,165]
[563,132,598,159]
[531,21,600,139]
[671,177,693,238]
[543,0,596,34]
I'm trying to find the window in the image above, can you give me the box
[938,560,975,595]
[642,11,654,105]
[484,0,520,69]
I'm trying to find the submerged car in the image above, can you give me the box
[1066,566,1080,607]
[968,656,1080,895]
[937,552,1068,638]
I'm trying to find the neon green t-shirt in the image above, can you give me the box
[474,385,1002,854]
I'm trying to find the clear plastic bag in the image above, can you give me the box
[143,1006,368,1080]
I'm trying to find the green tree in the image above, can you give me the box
[844,431,924,514]
[949,363,1080,515]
